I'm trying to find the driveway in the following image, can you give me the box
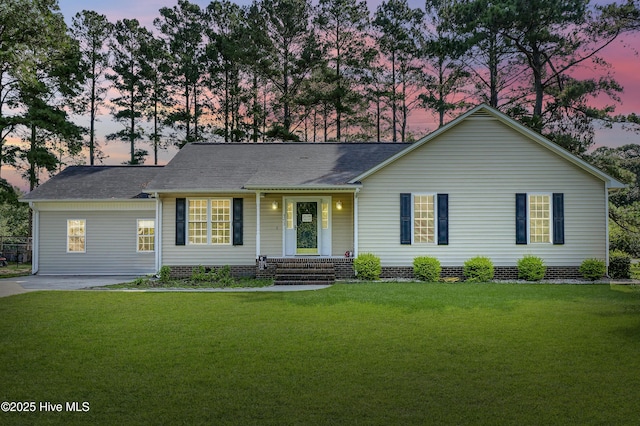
[0,275,331,298]
[0,275,139,298]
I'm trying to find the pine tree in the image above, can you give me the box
[155,0,207,147]
[373,0,424,142]
[71,10,112,165]
[107,19,151,165]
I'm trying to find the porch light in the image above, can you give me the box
[336,200,343,210]
[272,201,279,210]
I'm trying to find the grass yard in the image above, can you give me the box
[1,283,639,425]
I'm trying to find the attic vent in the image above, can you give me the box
[468,110,497,120]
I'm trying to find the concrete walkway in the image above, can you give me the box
[0,275,331,298]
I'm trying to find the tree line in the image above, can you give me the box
[0,0,639,183]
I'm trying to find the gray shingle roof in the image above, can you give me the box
[146,142,411,191]
[22,166,163,200]
[22,143,413,200]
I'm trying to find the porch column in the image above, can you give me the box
[155,194,162,272]
[353,189,359,257]
[256,191,261,258]
[29,202,39,274]
[605,184,610,272]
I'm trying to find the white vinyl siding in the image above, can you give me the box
[261,193,353,258]
[161,193,354,265]
[331,196,353,256]
[162,195,256,266]
[357,112,607,267]
[36,205,156,274]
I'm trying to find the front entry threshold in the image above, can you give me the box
[296,249,319,255]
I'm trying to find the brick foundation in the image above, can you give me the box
[165,261,586,282]
[380,266,584,281]
[168,264,256,279]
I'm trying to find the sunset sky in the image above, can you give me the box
[4,0,639,191]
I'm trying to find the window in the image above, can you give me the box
[413,194,435,243]
[529,194,551,243]
[67,219,86,253]
[137,219,155,252]
[516,193,563,245]
[401,193,448,245]
[188,199,208,244]
[188,198,231,245]
[210,199,231,244]
[286,202,294,229]
[321,202,329,229]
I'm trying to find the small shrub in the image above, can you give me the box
[442,277,460,283]
[159,265,172,283]
[413,256,441,282]
[133,277,149,286]
[463,256,494,282]
[580,258,606,281]
[609,250,631,279]
[517,255,547,281]
[212,265,235,287]
[354,253,382,281]
[191,265,208,282]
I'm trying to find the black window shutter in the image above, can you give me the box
[553,193,564,245]
[515,193,527,245]
[176,198,186,246]
[400,193,412,244]
[233,198,243,246]
[437,194,449,245]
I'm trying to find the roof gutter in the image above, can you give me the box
[143,188,255,195]
[243,184,361,192]
[19,198,156,203]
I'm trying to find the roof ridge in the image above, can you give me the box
[188,141,413,146]
[65,165,165,168]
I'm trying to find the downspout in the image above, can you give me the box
[29,202,39,275]
[605,183,610,275]
[256,191,261,258]
[155,193,162,273]
[353,188,360,258]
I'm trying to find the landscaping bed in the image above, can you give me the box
[0,262,31,279]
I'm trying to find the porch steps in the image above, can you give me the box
[274,262,336,285]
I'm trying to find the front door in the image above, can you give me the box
[296,202,318,255]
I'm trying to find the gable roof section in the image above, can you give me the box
[350,104,626,188]
[145,143,410,192]
[22,166,163,201]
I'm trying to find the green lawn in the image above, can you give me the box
[1,283,639,425]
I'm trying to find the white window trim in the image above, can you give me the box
[66,219,86,253]
[187,197,232,246]
[412,193,437,244]
[527,193,552,244]
[137,219,155,253]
